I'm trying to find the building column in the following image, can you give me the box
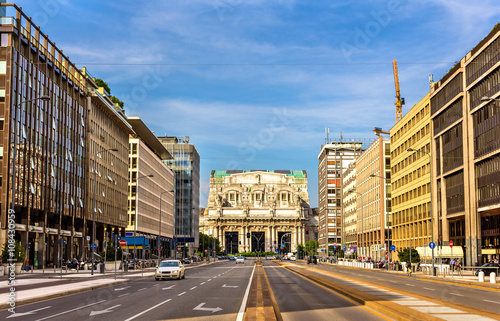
[266,225,271,252]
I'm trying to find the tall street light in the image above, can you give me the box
[369,173,391,270]
[10,96,50,272]
[91,147,118,275]
[408,147,435,276]
[348,190,363,260]
[158,189,174,267]
[133,174,154,270]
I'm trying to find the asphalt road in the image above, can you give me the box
[0,260,253,321]
[290,261,500,314]
[263,260,387,321]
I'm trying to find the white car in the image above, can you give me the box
[155,260,185,280]
[235,256,245,264]
[289,256,296,261]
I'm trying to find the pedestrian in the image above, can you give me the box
[406,260,412,276]
[450,258,456,272]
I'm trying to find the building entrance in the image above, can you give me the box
[224,232,239,254]
[251,232,265,252]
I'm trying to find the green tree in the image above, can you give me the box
[197,233,220,254]
[1,240,25,263]
[305,240,319,256]
[100,241,123,261]
[297,244,305,258]
[111,96,124,108]
[397,248,420,263]
[94,78,111,94]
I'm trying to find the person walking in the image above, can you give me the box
[450,258,456,272]
[406,260,412,277]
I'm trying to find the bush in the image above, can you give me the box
[1,240,25,263]
[397,248,420,263]
[99,242,122,261]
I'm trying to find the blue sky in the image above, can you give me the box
[15,0,500,207]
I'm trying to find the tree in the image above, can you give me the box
[99,241,123,261]
[111,95,124,108]
[297,244,305,259]
[198,233,220,254]
[1,240,25,263]
[397,248,420,263]
[305,240,319,256]
[94,78,111,94]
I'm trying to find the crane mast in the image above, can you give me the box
[393,59,403,122]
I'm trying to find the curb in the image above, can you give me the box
[0,279,130,311]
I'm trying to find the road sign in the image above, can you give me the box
[333,246,336,250]
[354,247,357,251]
[204,249,207,253]
[90,243,97,249]
[125,232,133,237]
[119,240,127,247]
[390,245,396,251]
[333,242,337,246]
[429,242,436,249]
[449,240,453,247]
[343,246,346,251]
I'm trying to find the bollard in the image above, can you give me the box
[490,272,496,284]
[478,271,485,282]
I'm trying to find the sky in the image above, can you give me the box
[13,0,500,207]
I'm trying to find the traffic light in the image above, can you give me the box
[306,229,309,235]
[246,233,250,238]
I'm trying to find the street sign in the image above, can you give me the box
[119,240,127,247]
[333,242,337,246]
[333,246,336,250]
[449,240,453,247]
[390,245,396,251]
[343,246,346,251]
[125,232,133,237]
[429,242,436,249]
[354,247,357,251]
[90,243,97,249]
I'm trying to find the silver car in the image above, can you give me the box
[155,260,185,280]
[235,256,245,264]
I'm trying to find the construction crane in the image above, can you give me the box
[393,59,405,122]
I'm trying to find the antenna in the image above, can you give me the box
[340,131,343,142]
[429,74,434,89]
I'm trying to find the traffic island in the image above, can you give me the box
[244,263,282,321]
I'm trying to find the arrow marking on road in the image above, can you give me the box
[114,286,130,291]
[89,305,121,317]
[162,285,175,290]
[222,284,239,288]
[7,306,51,318]
[193,302,223,313]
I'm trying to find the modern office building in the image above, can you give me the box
[355,136,391,261]
[84,74,133,257]
[342,162,357,251]
[157,135,200,257]
[390,93,432,251]
[317,142,363,256]
[127,118,174,260]
[203,170,312,253]
[430,25,500,265]
[0,4,89,267]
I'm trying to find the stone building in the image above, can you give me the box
[202,170,312,254]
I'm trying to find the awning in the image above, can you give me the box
[416,246,463,259]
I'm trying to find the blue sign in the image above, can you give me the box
[354,247,357,251]
[343,246,346,251]
[390,245,396,251]
[91,243,97,249]
[125,232,133,237]
[321,249,324,252]
[333,246,336,250]
[429,242,436,249]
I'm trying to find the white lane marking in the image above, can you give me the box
[389,281,397,283]
[138,288,147,292]
[411,306,465,313]
[207,279,212,282]
[424,287,436,291]
[115,286,131,291]
[483,299,500,304]
[118,293,130,298]
[450,293,464,297]
[89,304,121,316]
[236,264,256,321]
[178,291,186,296]
[190,286,197,290]
[124,299,171,321]
[222,284,239,288]
[35,300,106,321]
[7,306,51,318]
[394,301,438,306]
[405,284,415,287]
[153,284,160,287]
[193,302,223,313]
[162,285,175,290]
[200,282,206,285]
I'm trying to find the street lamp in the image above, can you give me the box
[10,96,50,272]
[348,190,363,261]
[408,147,435,276]
[91,147,118,275]
[369,173,391,270]
[480,96,500,103]
[158,189,174,267]
[133,174,154,270]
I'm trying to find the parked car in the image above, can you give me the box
[229,256,236,261]
[475,263,500,276]
[266,256,276,260]
[289,256,296,261]
[181,258,191,264]
[235,256,245,264]
[155,260,185,280]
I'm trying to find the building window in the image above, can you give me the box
[0,146,3,159]
[0,34,8,47]
[0,61,5,74]
[0,89,5,103]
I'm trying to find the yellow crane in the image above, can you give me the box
[393,59,404,122]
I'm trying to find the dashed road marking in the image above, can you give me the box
[118,293,130,298]
[200,282,206,285]
[190,286,197,290]
[208,279,212,282]
[483,299,500,304]
[405,284,415,287]
[424,287,435,291]
[138,288,147,292]
[178,292,186,296]
[450,293,464,297]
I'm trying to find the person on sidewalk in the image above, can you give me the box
[406,260,412,276]
[450,258,456,272]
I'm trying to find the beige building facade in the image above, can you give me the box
[342,162,357,251]
[355,136,391,260]
[390,93,432,251]
[203,170,312,254]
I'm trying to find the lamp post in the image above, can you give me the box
[408,147,434,276]
[369,173,391,270]
[158,189,174,267]
[133,174,154,270]
[10,96,50,273]
[91,147,118,275]
[348,190,363,261]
